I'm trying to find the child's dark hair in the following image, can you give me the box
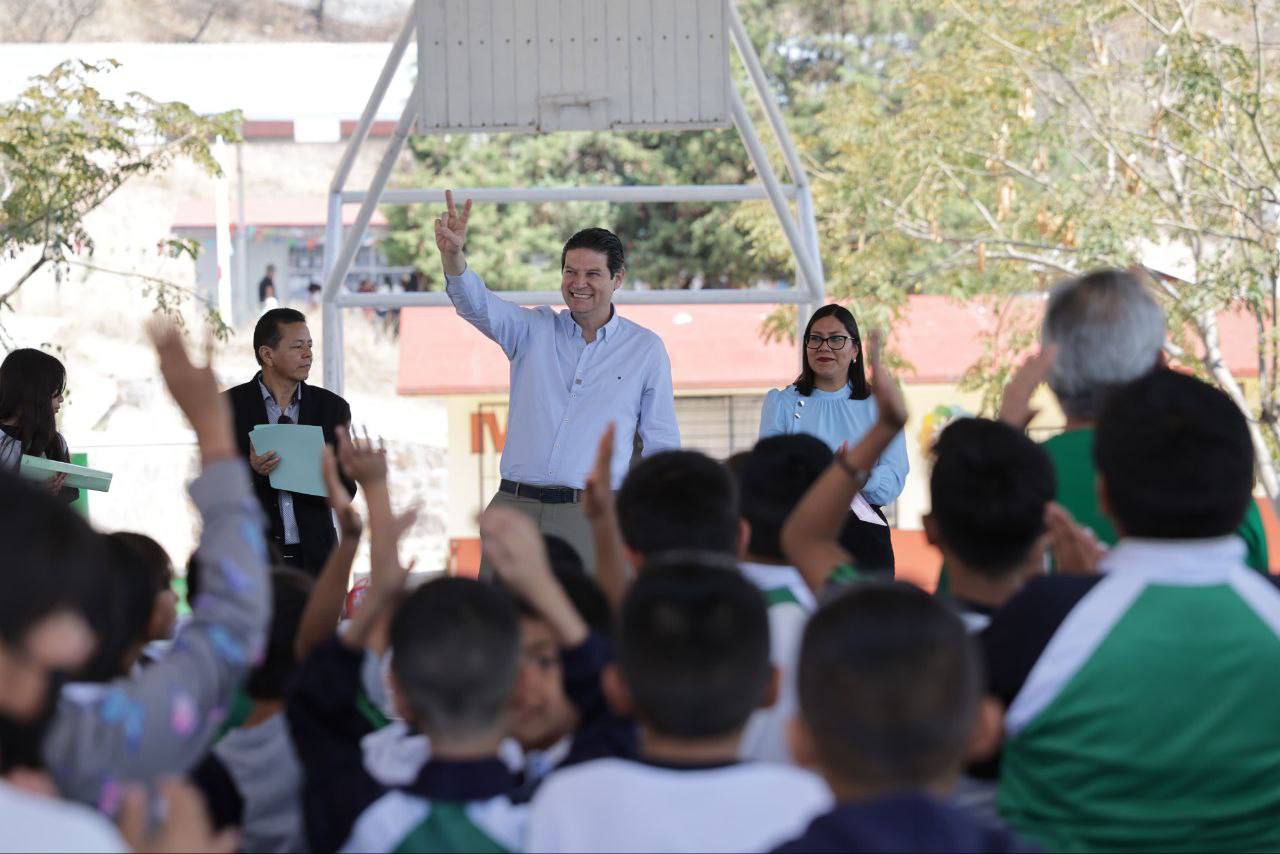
[1096,369,1254,539]
[110,532,174,599]
[245,569,314,700]
[739,434,833,561]
[505,535,614,638]
[561,228,625,278]
[0,472,98,650]
[929,418,1056,576]
[616,450,740,558]
[618,562,770,738]
[80,533,167,680]
[389,577,520,737]
[798,583,980,788]
[0,348,68,459]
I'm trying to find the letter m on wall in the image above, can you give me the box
[470,411,507,454]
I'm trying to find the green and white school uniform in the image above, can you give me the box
[738,562,816,764]
[983,537,1280,852]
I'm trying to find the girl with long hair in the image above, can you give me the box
[0,349,78,503]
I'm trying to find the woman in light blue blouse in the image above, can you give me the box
[758,304,908,570]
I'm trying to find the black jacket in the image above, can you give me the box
[224,375,355,574]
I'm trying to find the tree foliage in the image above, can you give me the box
[795,0,1280,496]
[0,60,240,341]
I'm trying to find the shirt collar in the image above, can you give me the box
[1098,535,1248,584]
[256,372,302,405]
[408,757,518,802]
[738,562,817,612]
[561,305,621,342]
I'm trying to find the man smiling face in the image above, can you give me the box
[560,247,622,329]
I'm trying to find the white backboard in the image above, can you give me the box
[415,0,730,133]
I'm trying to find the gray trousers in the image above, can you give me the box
[480,488,596,578]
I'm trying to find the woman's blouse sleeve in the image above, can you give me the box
[861,399,910,506]
[757,388,791,440]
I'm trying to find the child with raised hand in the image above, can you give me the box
[482,507,635,797]
[288,430,528,853]
[774,583,1025,853]
[781,333,909,592]
[42,320,273,812]
[526,562,830,853]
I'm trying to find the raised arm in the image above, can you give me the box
[46,322,272,807]
[860,411,909,507]
[782,334,909,593]
[435,189,532,357]
[294,446,363,662]
[481,505,589,648]
[582,424,632,615]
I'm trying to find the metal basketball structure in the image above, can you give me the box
[322,0,824,393]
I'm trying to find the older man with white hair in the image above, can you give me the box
[1037,268,1269,572]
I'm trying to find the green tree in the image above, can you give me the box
[792,0,1280,499]
[0,60,240,342]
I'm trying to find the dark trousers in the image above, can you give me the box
[839,506,896,576]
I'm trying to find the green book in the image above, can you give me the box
[19,455,113,492]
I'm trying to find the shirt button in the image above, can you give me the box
[798,400,805,407]
[794,412,801,419]
[575,379,582,385]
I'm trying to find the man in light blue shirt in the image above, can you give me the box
[435,190,680,572]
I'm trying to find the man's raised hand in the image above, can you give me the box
[434,189,472,276]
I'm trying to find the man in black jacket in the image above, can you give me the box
[224,308,356,575]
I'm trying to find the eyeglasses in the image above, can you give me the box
[804,334,852,351]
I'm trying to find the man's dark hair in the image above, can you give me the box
[0,472,98,653]
[245,569,314,700]
[389,577,520,738]
[252,308,308,367]
[1095,369,1253,539]
[930,418,1056,577]
[799,582,980,788]
[561,228,626,278]
[616,450,739,558]
[618,563,770,738]
[740,434,833,561]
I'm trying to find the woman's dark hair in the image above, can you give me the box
[0,349,68,459]
[793,304,868,400]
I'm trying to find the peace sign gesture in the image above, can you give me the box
[434,189,472,276]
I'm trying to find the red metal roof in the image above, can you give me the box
[171,196,389,230]
[397,295,1263,394]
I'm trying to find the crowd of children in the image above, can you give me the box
[2,266,1280,853]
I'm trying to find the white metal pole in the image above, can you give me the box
[335,287,814,309]
[727,1,809,189]
[330,8,415,195]
[321,79,421,393]
[729,88,823,296]
[797,184,825,300]
[235,142,248,326]
[213,136,234,325]
[339,184,797,205]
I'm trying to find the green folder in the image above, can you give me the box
[249,423,327,497]
[19,455,113,492]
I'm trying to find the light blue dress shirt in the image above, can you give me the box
[446,267,680,490]
[259,377,301,544]
[758,384,908,507]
